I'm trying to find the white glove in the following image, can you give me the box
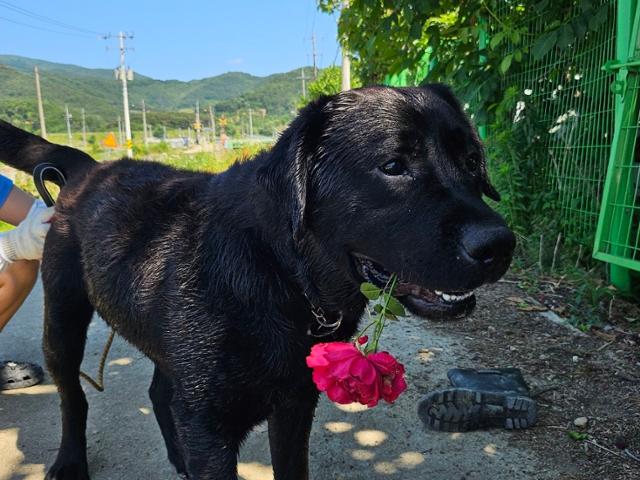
[0,200,55,263]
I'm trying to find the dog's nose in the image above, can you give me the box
[460,226,516,277]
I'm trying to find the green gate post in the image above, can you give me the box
[610,0,635,291]
[599,0,637,291]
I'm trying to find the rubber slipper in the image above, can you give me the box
[0,361,44,390]
[417,388,538,432]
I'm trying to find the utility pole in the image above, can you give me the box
[81,108,87,148]
[64,105,73,145]
[299,68,307,99]
[311,32,318,79]
[117,116,123,145]
[34,66,47,139]
[162,125,167,141]
[341,0,351,91]
[208,105,216,144]
[194,101,201,145]
[141,99,148,147]
[248,108,253,139]
[106,32,135,157]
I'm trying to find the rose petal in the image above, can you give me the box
[324,343,361,362]
[357,376,381,407]
[311,368,333,391]
[306,343,331,368]
[349,355,377,385]
[367,351,401,375]
[326,381,356,404]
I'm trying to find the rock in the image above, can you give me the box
[574,417,588,428]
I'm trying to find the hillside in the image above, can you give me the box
[0,55,307,134]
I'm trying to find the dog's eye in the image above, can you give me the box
[380,160,407,176]
[465,153,481,174]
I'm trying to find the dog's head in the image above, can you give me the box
[261,85,515,319]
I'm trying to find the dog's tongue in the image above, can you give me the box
[394,283,438,301]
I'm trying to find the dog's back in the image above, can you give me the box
[0,121,243,364]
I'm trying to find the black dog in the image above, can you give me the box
[0,85,514,480]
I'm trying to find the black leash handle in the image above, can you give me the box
[33,163,66,207]
[32,162,115,392]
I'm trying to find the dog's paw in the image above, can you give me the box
[45,459,90,480]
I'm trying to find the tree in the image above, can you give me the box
[318,0,610,122]
[302,66,362,106]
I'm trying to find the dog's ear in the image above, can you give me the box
[426,84,466,116]
[426,85,502,202]
[258,95,333,244]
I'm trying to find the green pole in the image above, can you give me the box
[609,0,636,291]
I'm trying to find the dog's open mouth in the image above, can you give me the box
[352,254,476,319]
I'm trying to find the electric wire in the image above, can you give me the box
[0,14,97,38]
[0,0,105,37]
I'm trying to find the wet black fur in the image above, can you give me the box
[0,85,515,480]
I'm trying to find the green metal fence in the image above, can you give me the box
[593,0,640,287]
[493,1,617,247]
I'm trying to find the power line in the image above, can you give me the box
[0,0,105,36]
[0,15,97,38]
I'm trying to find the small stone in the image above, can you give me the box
[572,355,579,363]
[574,417,588,428]
[614,435,629,450]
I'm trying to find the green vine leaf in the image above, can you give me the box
[532,29,558,61]
[588,5,608,31]
[572,17,587,39]
[490,32,505,50]
[500,54,513,74]
[360,282,382,300]
[534,0,550,14]
[557,24,575,50]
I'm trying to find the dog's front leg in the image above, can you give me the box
[268,393,319,480]
[170,400,239,480]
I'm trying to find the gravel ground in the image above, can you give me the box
[0,278,638,480]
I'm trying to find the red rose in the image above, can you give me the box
[368,351,407,403]
[306,342,406,407]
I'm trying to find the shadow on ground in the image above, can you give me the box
[1,281,556,480]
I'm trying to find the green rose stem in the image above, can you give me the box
[357,274,405,354]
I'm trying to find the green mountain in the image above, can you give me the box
[0,55,306,135]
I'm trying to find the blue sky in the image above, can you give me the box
[0,0,340,80]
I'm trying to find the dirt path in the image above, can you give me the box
[0,280,637,480]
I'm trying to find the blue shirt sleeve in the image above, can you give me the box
[0,175,14,209]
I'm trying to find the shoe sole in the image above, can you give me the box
[417,388,537,432]
[0,362,44,390]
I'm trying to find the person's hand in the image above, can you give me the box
[0,200,54,264]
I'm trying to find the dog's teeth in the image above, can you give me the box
[442,293,451,301]
[435,290,443,295]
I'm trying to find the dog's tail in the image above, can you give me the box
[0,120,97,184]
